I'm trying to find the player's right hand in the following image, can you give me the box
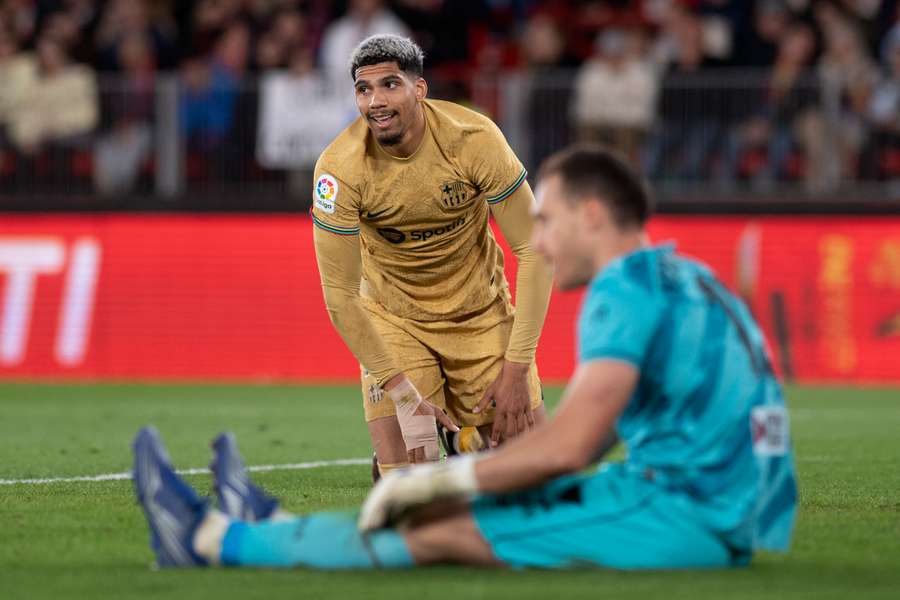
[475,360,534,447]
[407,399,458,463]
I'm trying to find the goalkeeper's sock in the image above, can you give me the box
[193,509,231,565]
[219,511,414,569]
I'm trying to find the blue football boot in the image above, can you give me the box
[132,426,208,567]
[210,432,279,521]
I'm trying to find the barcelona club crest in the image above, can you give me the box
[440,180,468,208]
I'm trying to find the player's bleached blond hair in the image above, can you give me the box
[349,34,425,81]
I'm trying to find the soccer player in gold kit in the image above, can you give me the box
[311,35,553,476]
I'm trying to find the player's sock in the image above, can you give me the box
[440,425,486,455]
[457,426,487,453]
[377,461,409,477]
[219,511,414,569]
[193,509,231,565]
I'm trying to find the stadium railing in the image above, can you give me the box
[1,68,898,212]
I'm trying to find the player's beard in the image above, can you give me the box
[376,131,403,146]
[370,112,405,146]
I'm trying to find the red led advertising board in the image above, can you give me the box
[0,214,897,384]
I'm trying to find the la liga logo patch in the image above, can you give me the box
[314,173,338,214]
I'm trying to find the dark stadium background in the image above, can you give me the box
[0,0,899,385]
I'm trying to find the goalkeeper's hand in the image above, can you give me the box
[358,454,479,532]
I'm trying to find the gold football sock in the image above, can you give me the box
[376,461,410,477]
[457,426,486,453]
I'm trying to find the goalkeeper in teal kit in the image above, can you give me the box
[132,145,797,569]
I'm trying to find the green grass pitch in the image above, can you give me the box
[1,383,898,599]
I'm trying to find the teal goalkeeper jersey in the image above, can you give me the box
[578,244,797,552]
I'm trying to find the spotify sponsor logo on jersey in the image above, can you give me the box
[411,215,466,241]
[377,215,466,244]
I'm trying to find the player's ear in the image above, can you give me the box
[415,77,428,101]
[581,197,608,230]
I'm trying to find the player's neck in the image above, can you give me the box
[378,104,427,158]
[592,229,646,274]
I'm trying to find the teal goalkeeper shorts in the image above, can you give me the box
[470,463,751,569]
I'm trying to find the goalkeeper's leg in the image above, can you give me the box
[134,425,492,570]
[193,503,498,569]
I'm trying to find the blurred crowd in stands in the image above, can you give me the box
[0,0,899,201]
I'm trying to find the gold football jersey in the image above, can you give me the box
[312,99,528,321]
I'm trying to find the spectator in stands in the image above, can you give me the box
[859,24,900,180]
[816,13,879,187]
[719,22,826,190]
[189,0,244,52]
[520,13,576,172]
[7,35,98,155]
[179,48,237,155]
[644,4,726,181]
[732,0,792,67]
[0,23,36,148]
[94,31,156,195]
[316,0,410,122]
[319,0,410,85]
[572,27,657,165]
[0,0,37,47]
[272,6,308,53]
[249,7,312,72]
[253,27,285,71]
[95,0,177,71]
[834,0,890,58]
[215,19,251,77]
[40,8,95,65]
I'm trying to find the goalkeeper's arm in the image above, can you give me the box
[359,359,637,530]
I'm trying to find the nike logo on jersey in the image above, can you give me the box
[365,208,392,220]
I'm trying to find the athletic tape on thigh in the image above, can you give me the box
[388,379,440,461]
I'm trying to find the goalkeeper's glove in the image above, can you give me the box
[358,454,479,532]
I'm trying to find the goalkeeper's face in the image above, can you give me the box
[532,175,599,291]
[354,61,426,148]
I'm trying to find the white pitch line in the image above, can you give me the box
[0,457,370,486]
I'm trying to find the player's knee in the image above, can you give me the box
[404,508,501,566]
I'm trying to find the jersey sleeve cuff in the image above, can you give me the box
[503,349,535,364]
[311,213,360,235]
[486,168,527,205]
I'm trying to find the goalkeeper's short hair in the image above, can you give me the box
[537,144,654,230]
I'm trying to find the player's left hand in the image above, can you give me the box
[358,455,478,532]
[474,360,534,447]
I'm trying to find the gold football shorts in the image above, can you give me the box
[360,296,543,428]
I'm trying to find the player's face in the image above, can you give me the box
[354,62,427,148]
[532,175,597,290]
